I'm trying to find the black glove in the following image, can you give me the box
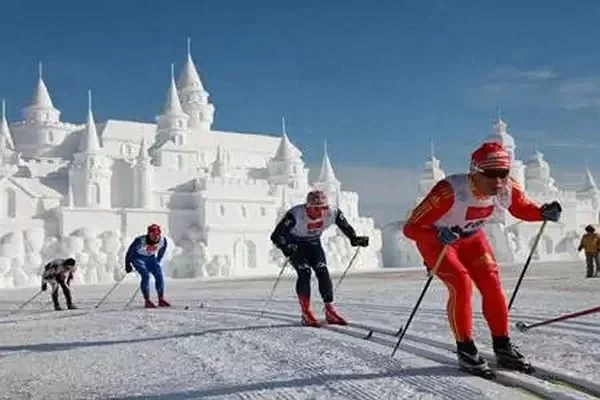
[125,263,133,273]
[41,282,47,292]
[350,236,369,247]
[281,243,298,258]
[540,201,562,222]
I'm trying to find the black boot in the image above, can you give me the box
[493,336,534,373]
[456,340,495,378]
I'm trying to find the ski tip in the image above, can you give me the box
[184,306,190,310]
[364,330,373,339]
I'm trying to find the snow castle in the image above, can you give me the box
[383,116,598,268]
[0,46,382,288]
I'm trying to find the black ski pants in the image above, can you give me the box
[51,275,73,309]
[289,242,333,303]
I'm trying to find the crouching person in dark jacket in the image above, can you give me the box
[41,258,77,311]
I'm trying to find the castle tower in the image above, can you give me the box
[22,63,61,125]
[176,38,215,131]
[70,90,113,208]
[267,117,309,191]
[486,110,525,186]
[0,100,18,178]
[134,137,153,208]
[417,141,445,201]
[577,169,600,209]
[313,141,341,206]
[151,64,190,159]
[210,144,228,178]
[525,150,557,196]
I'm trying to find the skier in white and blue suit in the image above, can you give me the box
[125,223,171,308]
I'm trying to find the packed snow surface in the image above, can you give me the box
[0,261,599,399]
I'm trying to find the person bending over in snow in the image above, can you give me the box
[41,257,77,311]
[270,189,369,327]
[403,142,561,376]
[125,224,170,308]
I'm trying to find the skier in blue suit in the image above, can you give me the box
[125,223,170,308]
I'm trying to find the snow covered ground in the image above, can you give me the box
[0,261,599,399]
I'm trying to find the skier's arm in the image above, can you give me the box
[334,209,357,240]
[270,212,296,249]
[403,180,455,243]
[507,179,543,221]
[157,238,167,263]
[125,237,140,265]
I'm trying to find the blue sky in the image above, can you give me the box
[1,0,600,224]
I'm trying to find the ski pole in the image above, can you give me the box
[516,305,600,332]
[125,286,140,308]
[257,258,290,319]
[390,245,448,358]
[9,290,44,314]
[508,220,547,310]
[94,273,127,309]
[334,247,361,291]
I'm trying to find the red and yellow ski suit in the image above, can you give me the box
[403,173,544,341]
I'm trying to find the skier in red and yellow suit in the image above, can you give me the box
[403,142,562,374]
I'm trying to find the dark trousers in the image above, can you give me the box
[51,275,73,309]
[290,242,333,303]
[585,252,600,277]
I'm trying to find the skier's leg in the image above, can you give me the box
[416,240,489,373]
[148,261,169,306]
[132,261,153,307]
[50,281,61,310]
[58,275,75,309]
[594,253,600,277]
[310,245,347,325]
[460,231,531,371]
[291,252,319,327]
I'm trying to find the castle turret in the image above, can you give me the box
[577,169,600,209]
[525,150,557,196]
[176,38,215,131]
[0,100,18,178]
[313,142,341,205]
[23,63,61,125]
[417,141,445,201]
[486,111,525,186]
[267,117,309,191]
[134,137,153,208]
[70,90,113,208]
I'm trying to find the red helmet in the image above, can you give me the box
[147,224,161,236]
[306,190,328,208]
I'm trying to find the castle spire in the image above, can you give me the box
[162,63,185,115]
[23,61,61,123]
[0,99,14,150]
[30,62,54,109]
[78,90,101,153]
[318,141,339,183]
[177,37,205,91]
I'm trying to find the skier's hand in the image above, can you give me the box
[437,227,460,245]
[540,201,562,222]
[350,236,369,247]
[125,263,133,273]
[282,243,298,258]
[41,282,47,292]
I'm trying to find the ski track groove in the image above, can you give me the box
[199,307,490,400]
[200,304,599,400]
[216,297,600,337]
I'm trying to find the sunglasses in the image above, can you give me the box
[481,169,510,179]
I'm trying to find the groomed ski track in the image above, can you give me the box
[0,261,599,399]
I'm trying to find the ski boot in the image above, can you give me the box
[493,336,534,373]
[67,303,78,310]
[456,340,496,379]
[158,297,171,307]
[144,298,157,308]
[299,295,320,327]
[52,293,62,311]
[324,303,348,325]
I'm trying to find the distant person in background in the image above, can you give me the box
[578,225,600,278]
[41,258,77,310]
[125,224,170,308]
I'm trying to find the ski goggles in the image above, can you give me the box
[481,169,510,179]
